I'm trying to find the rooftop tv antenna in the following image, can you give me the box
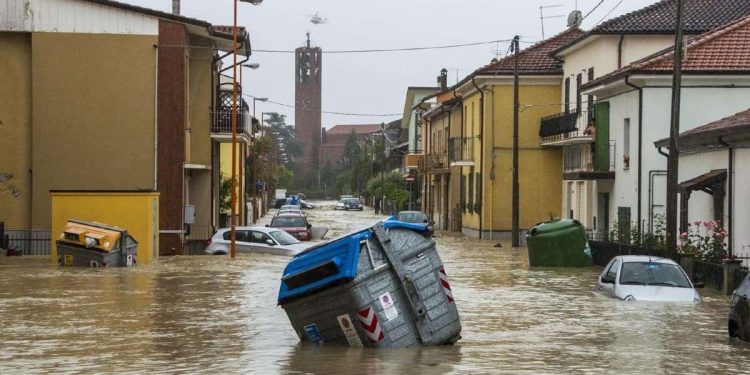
[539,4,565,39]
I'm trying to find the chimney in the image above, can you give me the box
[172,0,180,15]
[438,68,448,89]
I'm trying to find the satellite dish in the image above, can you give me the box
[567,10,583,27]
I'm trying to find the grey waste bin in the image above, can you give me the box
[56,220,138,267]
[278,221,461,348]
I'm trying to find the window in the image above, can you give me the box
[475,172,482,208]
[468,168,474,213]
[605,258,621,281]
[576,73,583,115]
[564,77,570,114]
[587,67,595,121]
[623,118,630,170]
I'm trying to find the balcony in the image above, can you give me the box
[448,137,476,167]
[211,90,252,143]
[562,141,615,180]
[424,153,449,172]
[404,153,423,170]
[539,110,593,146]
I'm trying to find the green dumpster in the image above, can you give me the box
[526,219,592,267]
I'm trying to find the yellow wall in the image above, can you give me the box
[219,143,246,214]
[0,33,32,229]
[461,80,563,233]
[187,43,214,234]
[31,32,158,229]
[50,192,159,265]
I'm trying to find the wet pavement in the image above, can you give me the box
[2,200,750,373]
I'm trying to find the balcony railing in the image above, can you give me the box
[424,153,449,171]
[448,137,476,166]
[539,110,594,146]
[562,141,615,180]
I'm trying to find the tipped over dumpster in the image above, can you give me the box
[277,221,461,348]
[526,218,592,267]
[56,220,138,267]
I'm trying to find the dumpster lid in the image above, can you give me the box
[277,219,429,304]
[58,220,132,252]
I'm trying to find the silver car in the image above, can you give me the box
[205,226,310,256]
[594,255,702,302]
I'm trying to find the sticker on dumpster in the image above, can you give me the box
[126,254,134,267]
[337,314,363,347]
[357,306,384,344]
[303,323,323,344]
[439,267,455,303]
[379,292,398,321]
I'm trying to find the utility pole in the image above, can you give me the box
[230,0,239,258]
[512,35,521,248]
[666,0,685,259]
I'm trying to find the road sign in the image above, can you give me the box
[405,175,415,183]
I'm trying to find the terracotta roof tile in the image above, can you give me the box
[475,28,583,76]
[325,124,382,135]
[654,108,750,148]
[584,15,750,89]
[681,108,750,136]
[593,0,750,34]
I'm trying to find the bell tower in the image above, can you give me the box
[294,33,322,188]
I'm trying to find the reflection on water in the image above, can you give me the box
[1,201,749,373]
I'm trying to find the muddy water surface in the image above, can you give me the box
[1,201,749,373]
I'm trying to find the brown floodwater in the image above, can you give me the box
[1,201,749,374]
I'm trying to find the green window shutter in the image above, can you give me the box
[594,102,610,171]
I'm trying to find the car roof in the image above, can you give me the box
[215,226,276,234]
[399,211,425,215]
[275,213,306,218]
[616,255,676,265]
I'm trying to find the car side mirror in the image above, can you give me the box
[693,281,705,289]
[307,224,312,229]
[265,224,270,227]
[266,239,275,246]
[600,276,613,284]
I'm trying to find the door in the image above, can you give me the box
[597,257,620,297]
[567,182,574,219]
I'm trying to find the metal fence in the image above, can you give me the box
[5,229,52,256]
[695,260,724,290]
[589,240,667,267]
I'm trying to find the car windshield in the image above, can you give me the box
[269,230,300,245]
[398,212,427,223]
[271,216,307,228]
[619,262,692,288]
[343,198,360,204]
[281,205,300,210]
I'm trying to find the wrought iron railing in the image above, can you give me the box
[563,141,615,174]
[425,153,449,171]
[540,110,594,145]
[4,229,51,256]
[211,108,251,136]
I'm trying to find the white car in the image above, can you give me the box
[205,226,311,256]
[594,255,702,302]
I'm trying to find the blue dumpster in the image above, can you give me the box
[278,221,461,347]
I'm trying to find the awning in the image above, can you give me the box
[678,169,727,194]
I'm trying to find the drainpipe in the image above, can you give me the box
[624,76,643,236]
[219,39,250,73]
[153,44,159,191]
[483,87,495,241]
[471,77,484,239]
[719,136,734,256]
[617,35,625,69]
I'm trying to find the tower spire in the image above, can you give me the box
[306,32,311,48]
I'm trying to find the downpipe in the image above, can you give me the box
[471,77,484,239]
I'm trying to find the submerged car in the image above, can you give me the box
[396,211,434,237]
[335,197,362,210]
[729,273,750,341]
[594,255,702,302]
[205,226,309,256]
[269,213,312,241]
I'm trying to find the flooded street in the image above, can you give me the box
[2,201,750,374]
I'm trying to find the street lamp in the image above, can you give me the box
[253,97,268,118]
[230,0,263,259]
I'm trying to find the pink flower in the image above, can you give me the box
[680,232,688,239]
[704,221,715,230]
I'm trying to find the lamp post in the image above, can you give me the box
[230,0,263,259]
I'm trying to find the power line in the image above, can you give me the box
[244,94,401,117]
[581,0,608,21]
[253,38,534,54]
[595,0,625,26]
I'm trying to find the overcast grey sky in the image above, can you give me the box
[126,0,661,128]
